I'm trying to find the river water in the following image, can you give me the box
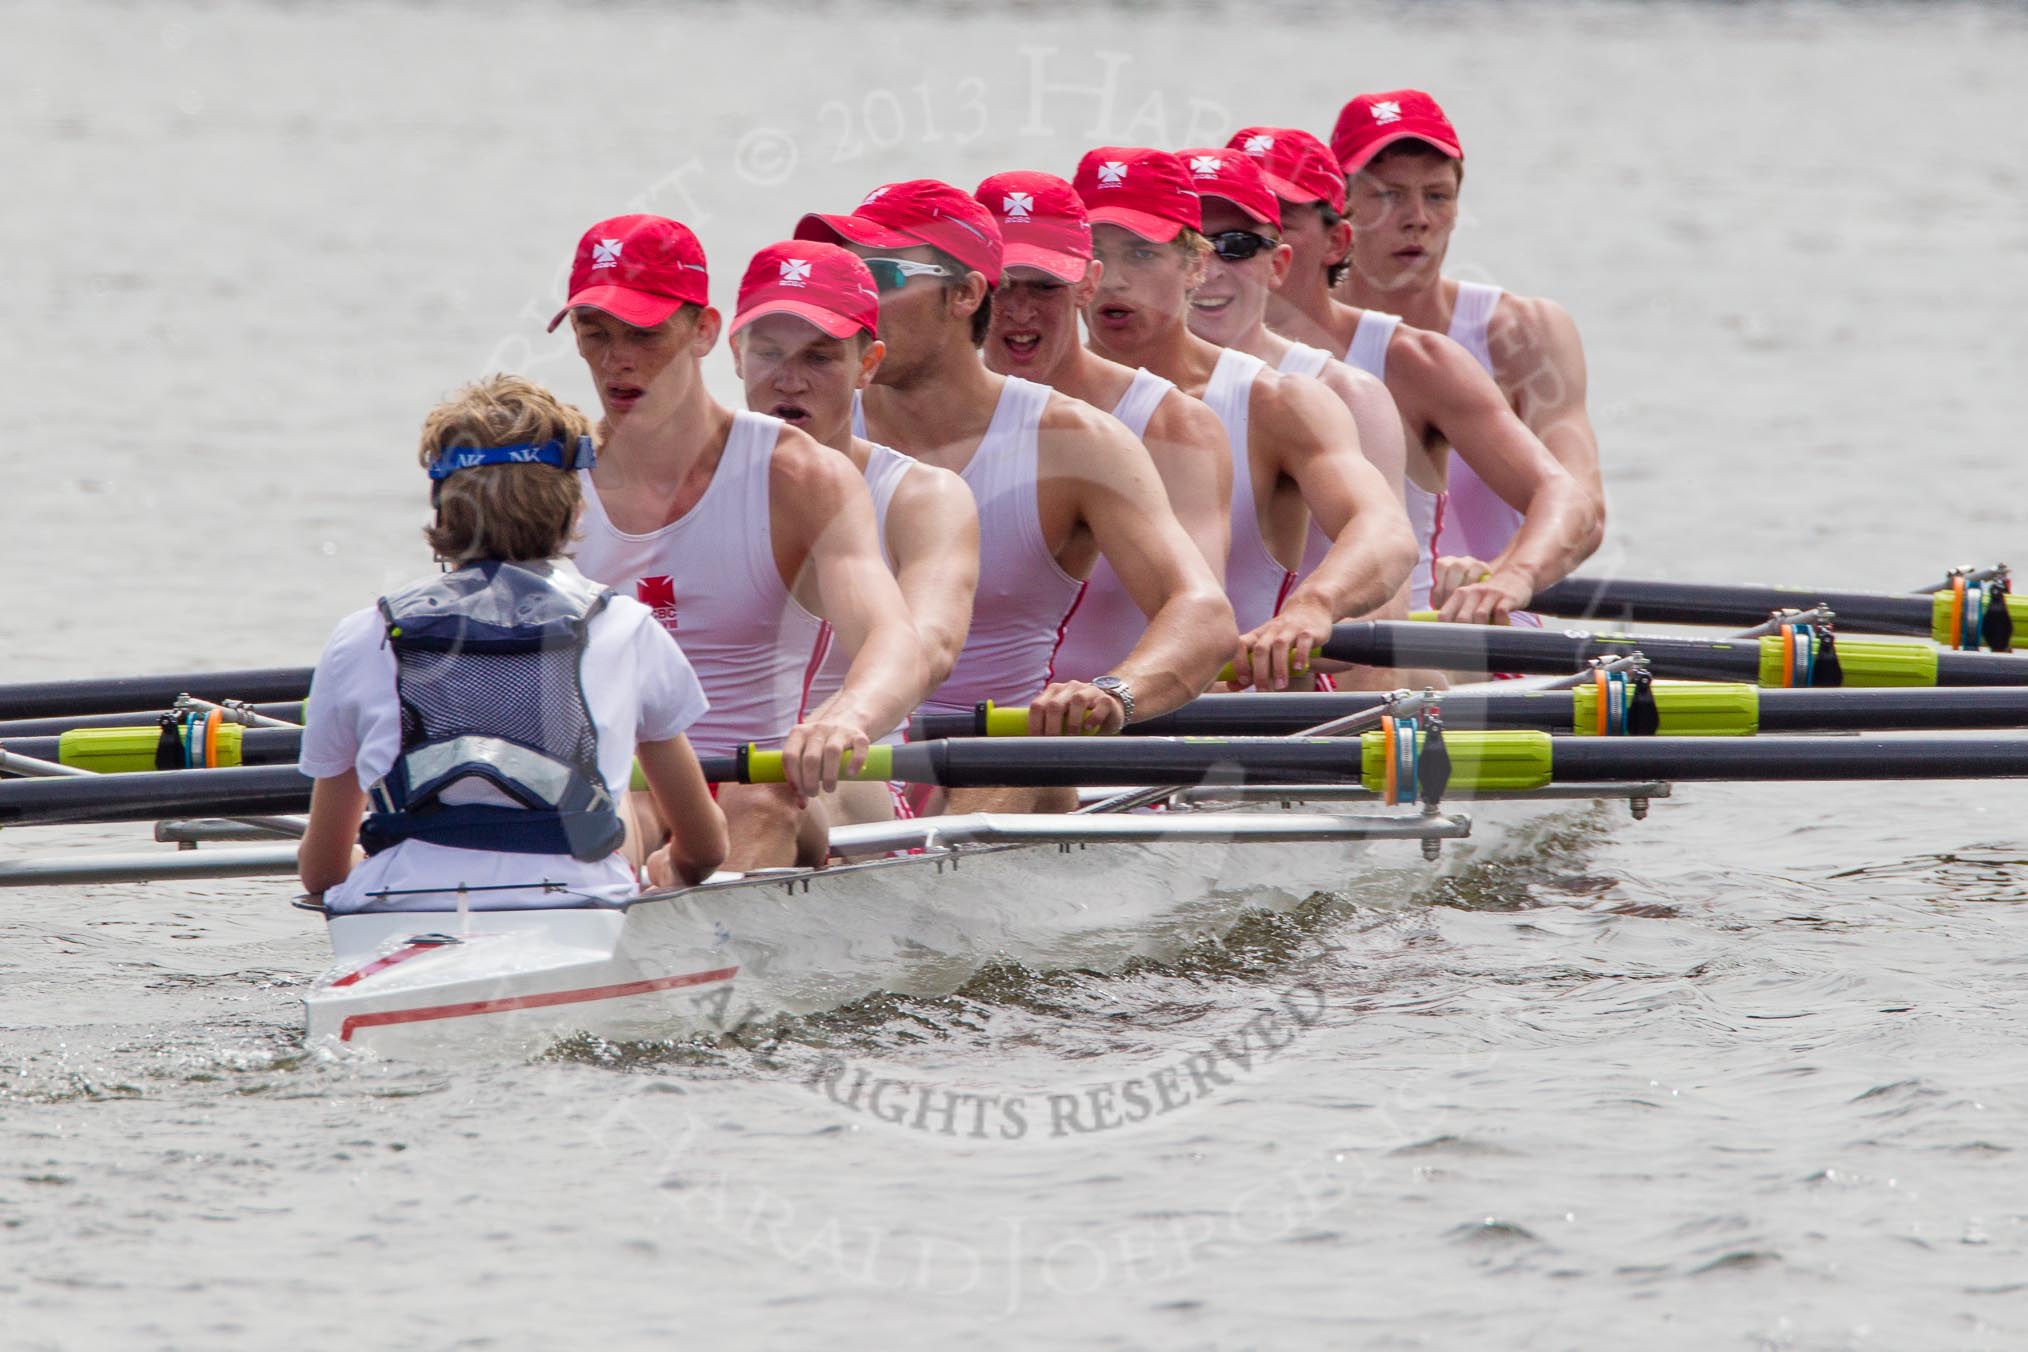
[6,1,2028,1347]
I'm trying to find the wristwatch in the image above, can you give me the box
[1092,675,1135,725]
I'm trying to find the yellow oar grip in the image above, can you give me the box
[740,744,895,783]
[1217,646,1323,685]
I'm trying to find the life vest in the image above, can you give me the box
[358,559,626,862]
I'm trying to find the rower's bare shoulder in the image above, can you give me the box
[888,456,974,526]
[764,421,868,501]
[1142,385,1227,454]
[1488,292,1588,376]
[1311,354,1390,411]
[1248,364,1349,444]
[1038,389,1144,456]
[1385,324,1504,400]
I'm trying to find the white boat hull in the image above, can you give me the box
[302,805,1478,1058]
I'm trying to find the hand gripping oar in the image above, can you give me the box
[915,684,2028,740]
[708,731,2028,793]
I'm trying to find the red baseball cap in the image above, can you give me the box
[1072,147,1202,243]
[1227,126,1347,213]
[1330,90,1464,174]
[731,241,879,340]
[1179,148,1282,231]
[548,215,710,333]
[795,179,1004,287]
[973,171,1092,283]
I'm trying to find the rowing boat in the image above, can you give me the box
[301,798,1481,1058]
[14,567,2028,1060]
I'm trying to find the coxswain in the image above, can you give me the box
[1328,90,1605,594]
[297,375,728,912]
[1073,146,1415,691]
[794,178,1235,812]
[972,168,1233,685]
[554,215,923,867]
[729,239,980,825]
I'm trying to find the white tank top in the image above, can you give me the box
[1278,342,1331,380]
[882,377,1084,714]
[570,411,827,756]
[1342,310,1402,382]
[1206,347,1296,632]
[1053,369,1178,682]
[1433,281,1522,563]
[800,441,917,739]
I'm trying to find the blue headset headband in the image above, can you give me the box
[427,436,596,481]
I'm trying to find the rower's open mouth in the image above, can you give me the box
[1095,304,1135,327]
[770,403,812,425]
[999,330,1042,360]
[605,383,644,406]
[1190,295,1233,313]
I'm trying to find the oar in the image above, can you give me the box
[0,726,304,772]
[710,732,2028,793]
[916,685,2028,740]
[1312,621,2028,687]
[0,668,314,721]
[0,702,306,740]
[1530,575,2021,650]
[0,765,310,827]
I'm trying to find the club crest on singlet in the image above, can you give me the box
[635,575,679,630]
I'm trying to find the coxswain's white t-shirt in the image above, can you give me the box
[299,577,708,914]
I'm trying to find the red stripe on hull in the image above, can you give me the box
[336,964,740,1042]
[331,942,445,988]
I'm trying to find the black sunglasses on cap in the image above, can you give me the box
[1207,230,1279,262]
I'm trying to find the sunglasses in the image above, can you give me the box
[1207,230,1279,262]
[861,257,957,292]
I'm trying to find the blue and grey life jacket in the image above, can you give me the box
[358,559,626,862]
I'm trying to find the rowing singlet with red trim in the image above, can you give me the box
[1341,313,1444,609]
[883,377,1084,715]
[800,441,916,739]
[1433,281,1521,565]
[571,411,827,757]
[1206,347,1296,632]
[1052,368,1178,683]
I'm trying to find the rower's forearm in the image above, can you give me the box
[829,627,927,737]
[1283,515,1417,623]
[1491,484,1601,591]
[1114,591,1237,718]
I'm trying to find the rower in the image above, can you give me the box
[972,168,1233,685]
[728,239,980,826]
[1257,100,1602,626]
[1329,90,1605,590]
[794,178,1234,812]
[1215,131,1412,589]
[296,375,728,912]
[1073,145,1415,691]
[1181,143,1416,690]
[553,214,923,868]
